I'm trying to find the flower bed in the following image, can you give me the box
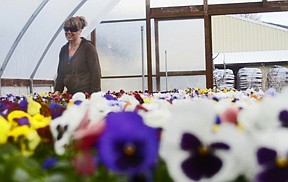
[0,87,287,182]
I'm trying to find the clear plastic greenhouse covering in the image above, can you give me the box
[0,0,121,80]
[0,0,285,83]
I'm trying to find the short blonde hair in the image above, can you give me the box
[64,16,87,30]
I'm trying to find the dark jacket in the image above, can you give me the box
[54,37,101,95]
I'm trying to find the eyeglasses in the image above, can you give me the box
[64,27,79,32]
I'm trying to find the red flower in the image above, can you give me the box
[72,149,97,176]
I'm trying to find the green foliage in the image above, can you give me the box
[0,144,175,182]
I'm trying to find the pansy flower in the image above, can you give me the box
[50,103,88,155]
[238,89,288,132]
[160,101,252,182]
[104,93,117,101]
[37,125,53,143]
[8,125,41,156]
[107,99,125,112]
[0,100,19,117]
[180,132,230,180]
[42,157,57,170]
[88,94,115,125]
[18,98,28,112]
[27,97,42,116]
[98,112,159,176]
[71,92,86,102]
[73,107,106,149]
[39,102,52,117]
[72,149,97,176]
[7,110,32,127]
[30,113,51,129]
[138,99,172,129]
[256,147,288,182]
[118,94,140,111]
[0,115,11,144]
[254,129,288,182]
[67,92,86,107]
[49,102,65,119]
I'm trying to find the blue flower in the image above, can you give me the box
[98,112,159,175]
[42,157,57,170]
[104,94,117,100]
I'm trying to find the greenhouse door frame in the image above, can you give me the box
[153,18,209,91]
[145,0,288,91]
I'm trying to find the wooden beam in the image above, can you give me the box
[158,71,206,76]
[204,14,213,89]
[102,75,148,79]
[1,79,54,87]
[90,29,96,47]
[208,1,288,15]
[150,1,288,19]
[154,19,161,91]
[146,0,287,91]
[150,5,204,19]
[146,0,153,91]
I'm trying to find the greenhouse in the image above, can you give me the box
[1,0,288,181]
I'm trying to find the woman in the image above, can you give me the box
[53,16,101,96]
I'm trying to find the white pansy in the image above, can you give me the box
[71,92,86,102]
[89,94,114,124]
[139,99,172,128]
[239,91,288,132]
[160,100,249,182]
[50,103,87,155]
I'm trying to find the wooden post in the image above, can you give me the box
[204,0,213,88]
[146,0,153,91]
[91,29,96,47]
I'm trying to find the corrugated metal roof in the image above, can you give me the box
[213,50,288,65]
[213,15,288,65]
[232,15,288,32]
[212,15,288,53]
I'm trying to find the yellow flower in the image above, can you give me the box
[30,113,51,129]
[67,100,75,108]
[0,116,11,144]
[7,110,32,128]
[143,98,151,103]
[27,97,41,116]
[39,92,49,97]
[8,125,41,156]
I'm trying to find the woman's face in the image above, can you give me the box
[64,26,82,41]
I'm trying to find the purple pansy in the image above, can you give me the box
[180,132,230,181]
[104,94,117,100]
[49,102,65,119]
[74,100,82,105]
[279,110,288,127]
[18,98,28,112]
[255,147,288,182]
[0,100,19,117]
[17,117,31,126]
[98,112,159,175]
[160,101,251,182]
